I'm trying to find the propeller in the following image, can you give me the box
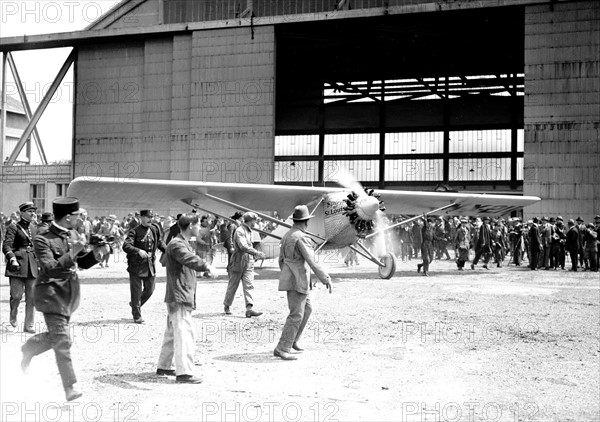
[335,168,386,236]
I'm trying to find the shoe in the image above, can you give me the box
[273,348,297,361]
[470,264,475,270]
[245,309,263,318]
[65,386,83,402]
[292,343,304,352]
[9,319,17,328]
[176,375,202,384]
[483,265,489,270]
[105,264,109,268]
[21,350,32,374]
[422,272,429,277]
[224,306,232,315]
[24,327,35,334]
[417,264,422,273]
[156,368,176,376]
[99,263,104,268]
[134,317,144,324]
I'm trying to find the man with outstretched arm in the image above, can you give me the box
[274,205,332,361]
[157,213,215,384]
[20,197,109,402]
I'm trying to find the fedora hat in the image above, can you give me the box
[292,205,313,221]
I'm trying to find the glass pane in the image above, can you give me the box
[274,161,318,182]
[324,160,379,182]
[324,133,379,155]
[449,158,512,181]
[384,159,442,181]
[385,132,443,154]
[274,135,319,156]
[449,129,512,153]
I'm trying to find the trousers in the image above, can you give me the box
[276,291,312,353]
[9,276,35,329]
[223,266,255,308]
[129,274,156,319]
[22,313,76,389]
[157,302,196,376]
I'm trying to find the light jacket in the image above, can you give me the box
[165,234,210,308]
[278,226,329,294]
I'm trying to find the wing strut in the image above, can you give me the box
[365,202,459,239]
[197,192,327,242]
[184,199,282,240]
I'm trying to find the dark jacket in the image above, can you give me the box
[164,234,210,308]
[33,224,98,317]
[2,219,39,279]
[123,224,166,277]
[565,225,580,252]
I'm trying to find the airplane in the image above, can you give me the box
[68,176,540,279]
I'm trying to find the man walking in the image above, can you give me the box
[156,213,215,384]
[2,202,39,333]
[274,205,331,360]
[471,216,493,270]
[417,217,435,276]
[123,209,166,324]
[223,212,266,317]
[21,197,109,401]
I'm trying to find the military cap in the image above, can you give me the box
[243,211,259,222]
[53,197,82,220]
[140,210,154,217]
[230,211,244,220]
[41,212,54,222]
[19,202,37,213]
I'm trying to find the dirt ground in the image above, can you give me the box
[0,249,599,422]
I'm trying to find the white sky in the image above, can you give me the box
[0,0,120,163]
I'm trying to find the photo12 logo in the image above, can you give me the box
[1,1,121,25]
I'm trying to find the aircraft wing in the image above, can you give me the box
[372,189,540,216]
[68,177,540,217]
[68,177,345,217]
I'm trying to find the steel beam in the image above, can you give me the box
[7,53,48,165]
[0,53,6,167]
[6,49,75,166]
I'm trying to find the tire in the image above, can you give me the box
[378,252,396,279]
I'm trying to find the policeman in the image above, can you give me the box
[21,197,109,402]
[2,202,39,333]
[123,209,166,323]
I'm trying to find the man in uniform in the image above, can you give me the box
[274,205,331,360]
[2,202,39,333]
[223,212,266,317]
[123,209,166,324]
[21,197,109,401]
[417,217,435,276]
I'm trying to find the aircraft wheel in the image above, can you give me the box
[378,253,396,279]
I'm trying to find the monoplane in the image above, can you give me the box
[68,177,539,278]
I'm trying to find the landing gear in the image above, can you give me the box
[378,253,396,279]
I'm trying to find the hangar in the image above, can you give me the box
[0,0,598,218]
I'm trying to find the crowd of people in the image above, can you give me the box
[387,214,599,275]
[2,199,330,399]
